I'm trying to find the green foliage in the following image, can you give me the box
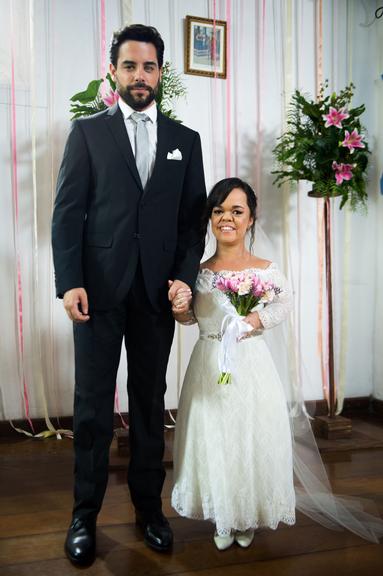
[156,62,187,122]
[69,63,186,122]
[70,78,107,118]
[70,79,104,103]
[272,82,370,211]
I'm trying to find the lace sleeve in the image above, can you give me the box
[173,307,197,326]
[257,265,293,330]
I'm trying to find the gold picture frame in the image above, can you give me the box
[184,15,227,79]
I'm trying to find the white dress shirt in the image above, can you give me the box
[118,98,157,179]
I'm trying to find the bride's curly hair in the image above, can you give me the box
[201,177,257,251]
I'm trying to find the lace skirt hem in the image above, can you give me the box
[171,491,296,536]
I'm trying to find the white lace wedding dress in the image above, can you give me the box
[171,263,297,536]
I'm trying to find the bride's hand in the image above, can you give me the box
[243,311,262,331]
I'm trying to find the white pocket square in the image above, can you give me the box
[167,148,182,160]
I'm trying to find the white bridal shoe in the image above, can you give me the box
[213,531,235,551]
[234,529,255,548]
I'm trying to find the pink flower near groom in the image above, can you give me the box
[102,89,119,107]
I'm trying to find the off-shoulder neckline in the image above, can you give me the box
[199,262,276,274]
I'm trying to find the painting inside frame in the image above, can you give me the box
[185,15,227,79]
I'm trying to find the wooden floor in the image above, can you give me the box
[1,416,383,575]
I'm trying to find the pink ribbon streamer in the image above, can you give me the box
[114,388,129,429]
[212,0,217,79]
[100,0,126,424]
[225,0,231,176]
[255,0,266,215]
[10,9,34,433]
[102,0,127,427]
[211,0,218,184]
[100,0,107,96]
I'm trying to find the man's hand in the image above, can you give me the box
[63,288,90,323]
[168,280,192,314]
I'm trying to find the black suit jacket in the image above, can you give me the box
[52,104,206,311]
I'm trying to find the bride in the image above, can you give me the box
[170,177,383,551]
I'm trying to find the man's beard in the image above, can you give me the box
[118,82,158,110]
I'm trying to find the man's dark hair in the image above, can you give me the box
[110,24,164,68]
[202,177,258,251]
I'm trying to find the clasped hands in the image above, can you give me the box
[167,281,263,333]
[168,279,192,315]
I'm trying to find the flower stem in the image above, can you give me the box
[218,372,231,385]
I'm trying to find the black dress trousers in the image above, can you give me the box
[72,261,175,521]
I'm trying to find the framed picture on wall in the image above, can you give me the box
[184,15,227,79]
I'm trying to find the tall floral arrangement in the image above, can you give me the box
[272,82,369,210]
[69,62,187,122]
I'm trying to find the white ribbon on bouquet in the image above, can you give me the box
[217,298,255,381]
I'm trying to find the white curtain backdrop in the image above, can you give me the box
[0,0,382,423]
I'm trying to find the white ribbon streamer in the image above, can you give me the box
[121,0,133,25]
[218,299,253,379]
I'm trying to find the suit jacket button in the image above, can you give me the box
[133,233,141,239]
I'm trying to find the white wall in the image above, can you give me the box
[0,0,382,421]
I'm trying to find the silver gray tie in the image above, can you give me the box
[131,111,150,188]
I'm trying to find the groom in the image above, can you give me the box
[52,24,206,566]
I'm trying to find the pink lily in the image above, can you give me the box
[323,106,349,128]
[102,89,119,107]
[332,161,354,185]
[341,129,365,154]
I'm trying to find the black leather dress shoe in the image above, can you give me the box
[64,517,96,566]
[136,510,173,552]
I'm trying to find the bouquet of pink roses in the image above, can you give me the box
[215,269,279,316]
[214,270,280,384]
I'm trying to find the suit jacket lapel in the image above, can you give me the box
[104,103,143,191]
